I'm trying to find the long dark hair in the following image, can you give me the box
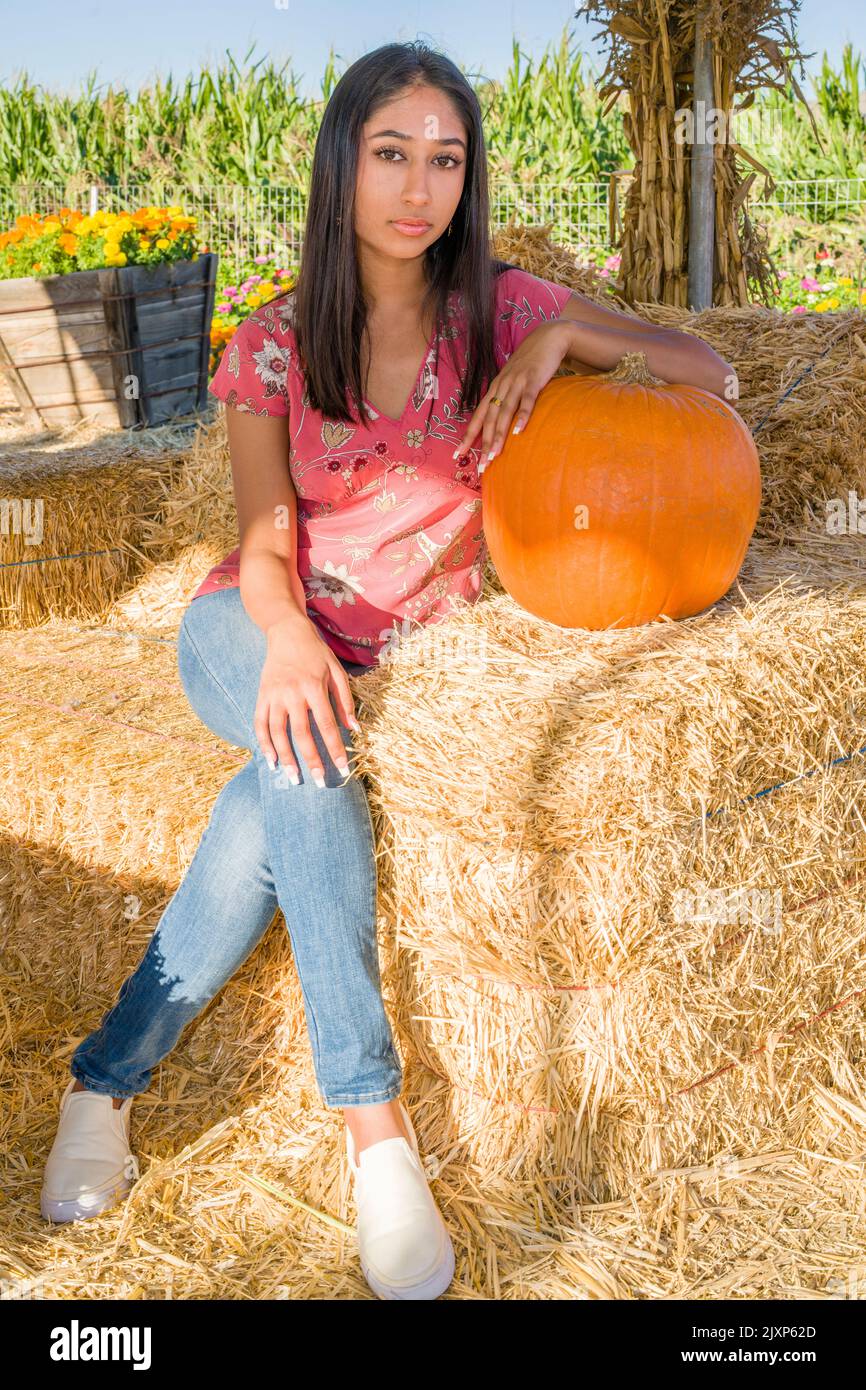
[291,40,518,425]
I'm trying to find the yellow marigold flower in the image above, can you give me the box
[246,294,262,307]
[860,289,866,304]
[838,276,853,287]
[59,233,77,254]
[827,296,840,309]
[814,299,829,312]
[155,238,170,250]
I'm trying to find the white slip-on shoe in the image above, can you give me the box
[346,1099,455,1300]
[40,1077,138,1223]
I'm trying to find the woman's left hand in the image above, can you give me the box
[451,320,573,473]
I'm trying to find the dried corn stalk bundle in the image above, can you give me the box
[577,0,816,306]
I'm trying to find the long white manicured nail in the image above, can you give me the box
[312,770,325,788]
[337,761,350,777]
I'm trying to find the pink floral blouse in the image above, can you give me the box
[193,266,574,667]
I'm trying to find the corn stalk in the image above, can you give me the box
[575,0,816,306]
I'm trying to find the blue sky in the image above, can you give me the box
[0,0,863,98]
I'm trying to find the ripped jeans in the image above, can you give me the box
[70,585,403,1108]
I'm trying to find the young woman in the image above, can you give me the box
[40,41,733,1299]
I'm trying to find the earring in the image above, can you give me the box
[447,221,453,237]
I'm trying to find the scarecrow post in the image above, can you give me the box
[687,1,716,310]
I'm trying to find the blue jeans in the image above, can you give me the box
[70,586,404,1108]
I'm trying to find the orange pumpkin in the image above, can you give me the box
[481,352,761,630]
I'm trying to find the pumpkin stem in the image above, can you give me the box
[605,351,666,387]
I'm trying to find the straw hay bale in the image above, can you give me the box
[4,231,866,1294]
[2,527,865,1194]
[347,526,866,1193]
[0,415,211,631]
[5,622,866,1301]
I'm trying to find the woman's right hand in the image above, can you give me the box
[254,613,361,786]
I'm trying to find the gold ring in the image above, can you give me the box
[490,395,503,405]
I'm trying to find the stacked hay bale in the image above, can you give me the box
[2,228,865,1296]
[362,526,866,1197]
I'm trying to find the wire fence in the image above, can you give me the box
[3,176,865,265]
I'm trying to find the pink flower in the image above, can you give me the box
[246,274,263,285]
[604,254,621,270]
[792,304,807,314]
[800,276,821,292]
[778,269,789,280]
[216,301,232,313]
[600,268,610,277]
[254,254,270,264]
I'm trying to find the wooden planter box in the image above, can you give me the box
[0,251,217,429]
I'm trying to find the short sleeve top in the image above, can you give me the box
[193,265,574,667]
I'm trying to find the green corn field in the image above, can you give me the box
[0,28,863,189]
